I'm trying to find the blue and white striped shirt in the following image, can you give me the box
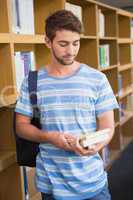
[15,64,118,200]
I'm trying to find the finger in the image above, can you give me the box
[75,139,91,155]
[77,142,98,155]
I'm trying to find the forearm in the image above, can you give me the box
[16,122,53,143]
[16,122,73,151]
[97,125,115,146]
[97,110,114,141]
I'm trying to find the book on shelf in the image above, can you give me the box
[98,9,105,38]
[118,74,123,96]
[12,0,35,34]
[119,101,126,118]
[12,0,21,33]
[21,51,36,72]
[15,51,36,93]
[127,94,133,111]
[65,2,82,22]
[15,52,25,93]
[131,44,133,63]
[130,19,133,39]
[99,44,110,68]
[79,128,110,148]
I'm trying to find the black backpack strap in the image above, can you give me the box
[14,70,40,167]
[28,71,38,106]
[28,71,41,128]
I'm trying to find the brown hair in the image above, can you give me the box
[45,9,82,41]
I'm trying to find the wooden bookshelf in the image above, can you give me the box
[119,85,133,100]
[122,136,133,148]
[0,0,10,33]
[103,67,119,95]
[0,0,133,198]
[99,39,118,67]
[120,110,133,126]
[118,13,131,38]
[0,151,16,172]
[0,44,15,99]
[99,65,117,72]
[12,34,45,44]
[0,163,24,200]
[118,63,133,72]
[118,38,132,44]
[0,33,11,43]
[31,193,41,200]
[119,43,131,65]
[0,94,16,107]
[26,167,41,200]
[97,5,117,38]
[77,38,99,68]
[105,149,121,171]
[109,124,122,151]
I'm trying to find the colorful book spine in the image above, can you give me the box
[15,51,36,93]
[99,44,110,68]
[20,52,30,76]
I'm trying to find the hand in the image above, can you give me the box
[47,131,72,151]
[64,134,106,156]
[64,133,94,156]
[84,142,106,155]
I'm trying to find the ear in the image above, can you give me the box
[45,36,51,49]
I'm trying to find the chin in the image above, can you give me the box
[62,61,74,66]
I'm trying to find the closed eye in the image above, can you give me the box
[58,42,68,47]
[73,41,80,46]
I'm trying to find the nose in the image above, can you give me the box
[66,44,74,55]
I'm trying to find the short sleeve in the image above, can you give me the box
[95,74,119,116]
[15,76,33,117]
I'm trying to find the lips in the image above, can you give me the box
[63,55,75,59]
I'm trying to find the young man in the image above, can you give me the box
[15,10,118,200]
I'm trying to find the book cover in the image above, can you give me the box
[80,128,110,148]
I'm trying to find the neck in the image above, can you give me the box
[45,61,80,77]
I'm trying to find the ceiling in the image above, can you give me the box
[96,0,133,11]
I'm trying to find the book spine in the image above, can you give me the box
[99,44,110,68]
[98,9,105,37]
[15,52,25,93]
[15,0,35,34]
[65,2,82,22]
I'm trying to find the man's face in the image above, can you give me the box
[47,30,80,66]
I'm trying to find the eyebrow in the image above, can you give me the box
[58,39,80,43]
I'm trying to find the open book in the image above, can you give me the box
[79,128,110,148]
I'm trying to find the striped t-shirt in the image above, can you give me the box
[15,64,118,200]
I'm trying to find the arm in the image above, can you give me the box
[64,74,118,156]
[87,110,115,153]
[64,110,115,156]
[15,76,74,151]
[16,113,49,142]
[97,110,115,144]
[16,113,72,151]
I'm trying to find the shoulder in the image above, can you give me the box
[37,67,47,79]
[36,67,49,86]
[80,63,106,83]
